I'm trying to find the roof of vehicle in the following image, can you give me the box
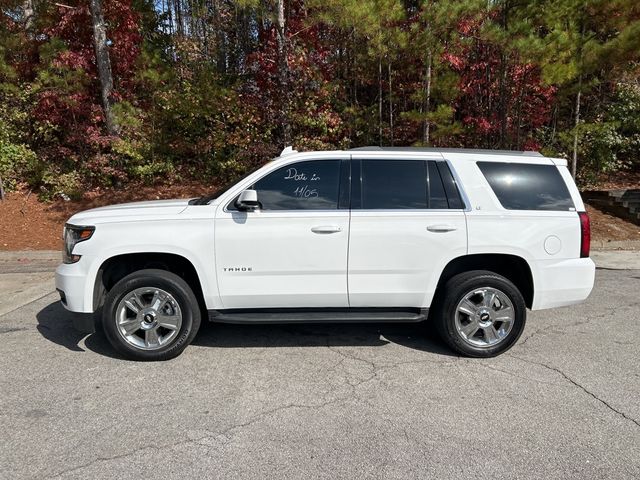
[276,145,566,166]
[349,146,543,157]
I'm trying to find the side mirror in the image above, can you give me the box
[236,189,259,211]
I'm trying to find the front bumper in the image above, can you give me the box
[55,262,98,333]
[55,262,92,313]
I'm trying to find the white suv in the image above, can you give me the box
[55,147,595,360]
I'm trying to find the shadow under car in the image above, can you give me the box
[36,300,457,359]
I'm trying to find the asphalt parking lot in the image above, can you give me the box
[1,253,639,479]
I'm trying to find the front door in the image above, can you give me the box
[348,156,468,308]
[215,158,350,309]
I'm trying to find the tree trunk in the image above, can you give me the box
[22,0,34,32]
[498,54,508,148]
[497,4,509,149]
[515,70,527,150]
[572,18,586,179]
[423,51,432,145]
[378,55,382,146]
[572,80,582,179]
[276,0,291,146]
[166,0,174,37]
[550,102,558,143]
[89,0,118,136]
[212,0,227,74]
[388,62,393,146]
[174,0,183,36]
[484,55,492,148]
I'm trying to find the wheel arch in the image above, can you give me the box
[433,253,534,309]
[93,252,207,315]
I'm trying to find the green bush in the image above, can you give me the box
[0,139,38,191]
[129,161,175,184]
[568,83,640,182]
[39,168,82,200]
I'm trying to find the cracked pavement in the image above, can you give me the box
[0,266,639,479]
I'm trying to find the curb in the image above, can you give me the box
[0,250,60,274]
[591,250,640,270]
[591,240,640,251]
[0,250,60,260]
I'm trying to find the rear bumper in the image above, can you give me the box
[531,257,595,310]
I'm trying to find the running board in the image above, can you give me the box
[208,308,429,324]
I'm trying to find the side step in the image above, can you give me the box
[208,308,429,324]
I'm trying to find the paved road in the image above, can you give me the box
[0,260,639,479]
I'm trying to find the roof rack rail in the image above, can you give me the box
[349,146,542,157]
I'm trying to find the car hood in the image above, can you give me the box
[67,198,193,225]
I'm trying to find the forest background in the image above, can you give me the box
[1,0,639,199]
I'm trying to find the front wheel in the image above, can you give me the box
[102,269,201,361]
[433,270,526,357]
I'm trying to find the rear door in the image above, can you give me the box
[347,155,468,308]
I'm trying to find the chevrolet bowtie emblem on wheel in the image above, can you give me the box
[223,267,253,272]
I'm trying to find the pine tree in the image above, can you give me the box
[533,0,640,177]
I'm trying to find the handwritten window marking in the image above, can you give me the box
[243,160,340,210]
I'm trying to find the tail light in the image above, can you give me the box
[578,212,590,258]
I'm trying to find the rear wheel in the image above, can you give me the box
[434,270,526,357]
[102,269,201,361]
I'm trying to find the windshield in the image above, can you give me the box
[188,167,261,205]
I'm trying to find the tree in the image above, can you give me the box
[89,0,118,135]
[2,0,640,195]
[309,0,406,145]
[402,0,479,145]
[275,0,291,146]
[534,0,640,177]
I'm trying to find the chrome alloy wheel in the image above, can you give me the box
[115,287,183,350]
[454,287,515,348]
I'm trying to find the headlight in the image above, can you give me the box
[63,224,95,264]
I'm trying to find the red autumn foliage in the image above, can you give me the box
[42,0,141,97]
[247,0,345,148]
[445,16,556,149]
[33,0,141,171]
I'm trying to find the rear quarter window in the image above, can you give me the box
[477,162,575,211]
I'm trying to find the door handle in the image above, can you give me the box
[427,224,457,233]
[311,225,342,234]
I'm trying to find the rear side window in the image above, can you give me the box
[362,160,427,209]
[478,162,574,211]
[359,159,461,209]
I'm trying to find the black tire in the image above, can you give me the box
[433,270,526,357]
[102,269,201,361]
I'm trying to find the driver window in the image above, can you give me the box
[230,160,341,211]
